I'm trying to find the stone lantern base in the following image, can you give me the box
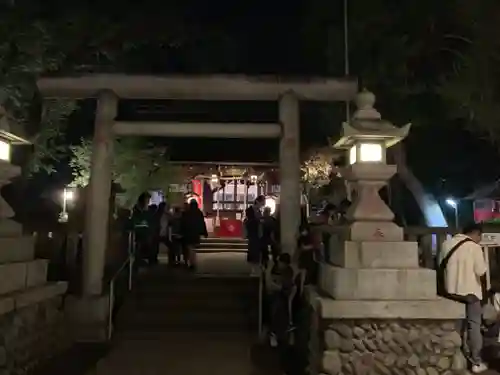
[306,225,467,375]
[307,296,466,375]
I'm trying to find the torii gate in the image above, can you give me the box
[37,74,357,297]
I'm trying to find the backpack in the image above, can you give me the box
[436,238,472,303]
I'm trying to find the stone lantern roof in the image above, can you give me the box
[334,89,411,149]
[0,106,31,145]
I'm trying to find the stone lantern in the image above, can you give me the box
[334,89,410,241]
[0,107,31,235]
[311,91,466,375]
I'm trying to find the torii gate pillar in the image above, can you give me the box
[279,91,301,255]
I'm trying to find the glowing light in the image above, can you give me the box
[359,143,383,162]
[211,174,219,183]
[250,175,258,183]
[265,196,277,214]
[63,190,74,201]
[349,146,357,164]
[0,139,10,161]
[446,198,457,209]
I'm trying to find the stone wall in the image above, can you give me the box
[0,295,72,375]
[309,314,467,375]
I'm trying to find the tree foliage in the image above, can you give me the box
[0,1,237,176]
[69,138,187,208]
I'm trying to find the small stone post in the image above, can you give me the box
[307,91,467,375]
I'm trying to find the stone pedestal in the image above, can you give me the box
[308,225,467,374]
[309,191,466,374]
[0,160,71,373]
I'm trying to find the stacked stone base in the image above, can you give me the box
[0,218,71,374]
[310,315,466,375]
[0,294,72,374]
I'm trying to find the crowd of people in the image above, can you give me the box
[130,192,208,271]
[244,196,342,348]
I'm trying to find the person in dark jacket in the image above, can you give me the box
[131,192,152,268]
[168,206,183,265]
[180,200,208,270]
[261,207,278,267]
[245,195,265,275]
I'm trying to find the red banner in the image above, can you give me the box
[215,218,243,238]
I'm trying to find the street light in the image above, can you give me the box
[445,198,459,228]
[59,187,75,223]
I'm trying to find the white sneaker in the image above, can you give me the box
[471,363,488,373]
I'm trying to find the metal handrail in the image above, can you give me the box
[258,266,265,338]
[107,231,135,340]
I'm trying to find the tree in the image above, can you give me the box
[0,1,235,177]
[69,138,187,208]
[299,0,500,225]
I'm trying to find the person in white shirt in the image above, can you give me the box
[439,223,488,373]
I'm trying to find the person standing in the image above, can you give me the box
[245,195,265,275]
[131,192,152,269]
[169,206,183,266]
[156,202,171,265]
[439,223,488,373]
[180,200,208,270]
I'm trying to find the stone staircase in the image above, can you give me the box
[82,248,282,374]
[114,266,258,339]
[196,237,248,253]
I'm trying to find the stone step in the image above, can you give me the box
[117,316,252,333]
[119,309,252,322]
[197,242,248,250]
[0,236,35,264]
[196,248,247,253]
[201,238,247,245]
[115,324,250,338]
[131,295,252,310]
[0,259,49,296]
[135,277,257,291]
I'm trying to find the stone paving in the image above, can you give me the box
[86,333,278,375]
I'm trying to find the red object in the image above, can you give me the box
[473,199,500,223]
[190,179,203,210]
[215,218,243,238]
